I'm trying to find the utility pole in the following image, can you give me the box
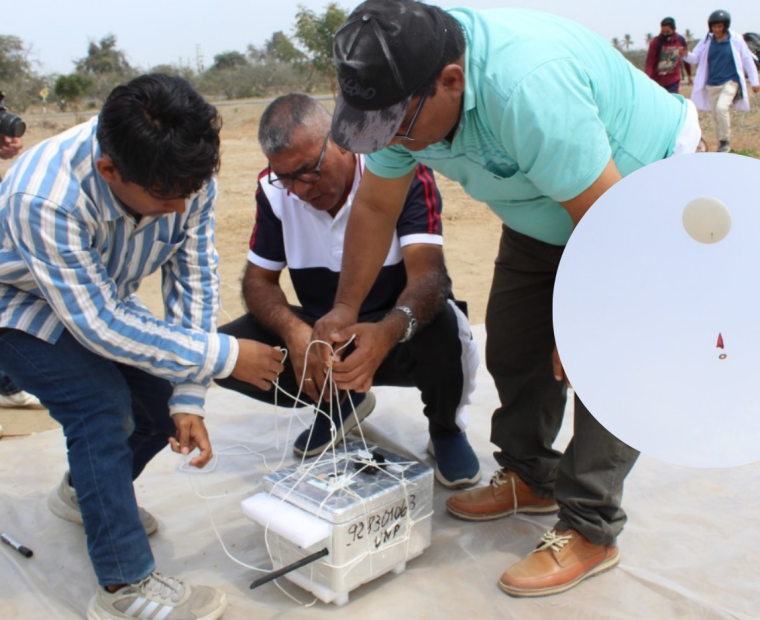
[196,44,204,74]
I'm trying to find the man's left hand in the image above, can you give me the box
[753,85,760,94]
[331,322,397,392]
[169,413,213,468]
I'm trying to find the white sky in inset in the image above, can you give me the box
[554,153,760,468]
[5,0,760,77]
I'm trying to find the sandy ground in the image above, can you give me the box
[0,100,503,439]
[2,83,759,439]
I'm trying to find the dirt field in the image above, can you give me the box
[0,99,503,438]
[1,85,759,438]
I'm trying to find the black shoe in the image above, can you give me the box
[717,140,730,153]
[294,391,376,457]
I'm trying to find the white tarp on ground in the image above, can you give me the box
[1,325,759,620]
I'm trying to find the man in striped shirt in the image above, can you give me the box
[216,94,481,489]
[0,74,284,620]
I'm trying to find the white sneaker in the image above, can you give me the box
[48,472,159,536]
[0,390,44,409]
[87,572,227,620]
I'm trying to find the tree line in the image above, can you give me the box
[3,7,707,117]
[609,30,704,73]
[612,29,699,52]
[1,3,347,115]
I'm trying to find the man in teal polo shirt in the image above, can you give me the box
[313,0,701,597]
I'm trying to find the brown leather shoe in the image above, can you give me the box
[445,469,558,521]
[499,529,619,597]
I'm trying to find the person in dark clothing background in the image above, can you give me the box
[645,17,692,94]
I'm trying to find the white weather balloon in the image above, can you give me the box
[682,196,731,244]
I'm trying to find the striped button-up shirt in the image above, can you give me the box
[0,117,238,415]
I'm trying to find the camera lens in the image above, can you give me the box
[0,111,26,138]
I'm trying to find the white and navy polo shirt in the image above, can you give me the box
[249,155,444,317]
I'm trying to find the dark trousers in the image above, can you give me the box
[485,226,639,545]
[217,301,477,437]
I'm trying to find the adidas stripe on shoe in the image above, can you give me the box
[87,572,226,620]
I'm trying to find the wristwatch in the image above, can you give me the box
[392,305,418,343]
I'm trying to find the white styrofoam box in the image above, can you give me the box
[242,442,434,605]
[241,493,331,548]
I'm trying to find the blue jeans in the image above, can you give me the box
[0,370,21,395]
[0,327,176,586]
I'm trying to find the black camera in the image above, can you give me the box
[0,91,26,138]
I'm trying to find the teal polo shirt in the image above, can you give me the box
[365,8,688,246]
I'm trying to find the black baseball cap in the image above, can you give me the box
[331,0,447,153]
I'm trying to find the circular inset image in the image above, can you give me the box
[554,153,760,468]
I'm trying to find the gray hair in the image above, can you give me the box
[258,93,332,155]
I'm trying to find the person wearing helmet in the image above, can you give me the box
[681,10,760,152]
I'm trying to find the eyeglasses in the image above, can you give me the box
[393,94,429,143]
[268,134,330,189]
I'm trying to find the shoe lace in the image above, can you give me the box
[531,529,574,554]
[490,469,518,516]
[139,572,185,603]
